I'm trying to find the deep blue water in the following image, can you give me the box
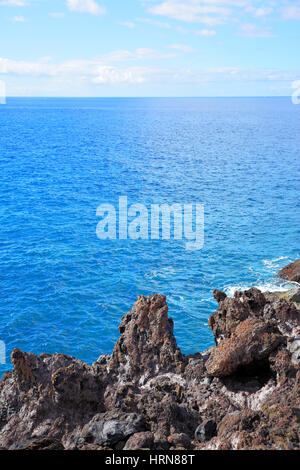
[0,97,299,376]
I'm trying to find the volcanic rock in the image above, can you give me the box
[195,419,217,442]
[209,287,267,344]
[205,317,284,377]
[0,278,299,450]
[73,412,146,449]
[278,259,300,283]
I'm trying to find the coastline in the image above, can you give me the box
[0,259,299,450]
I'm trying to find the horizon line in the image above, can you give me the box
[3,95,292,99]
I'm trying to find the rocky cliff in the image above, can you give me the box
[0,263,299,450]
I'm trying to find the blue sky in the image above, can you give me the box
[0,0,300,96]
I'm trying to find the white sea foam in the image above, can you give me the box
[262,256,291,272]
[168,294,184,304]
[224,257,298,297]
[144,266,177,280]
[224,279,297,298]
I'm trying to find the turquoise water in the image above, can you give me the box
[0,97,299,376]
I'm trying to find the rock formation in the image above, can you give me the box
[278,258,300,284]
[265,288,300,308]
[0,265,300,450]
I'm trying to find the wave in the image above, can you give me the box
[144,266,177,280]
[224,278,297,298]
[261,256,292,272]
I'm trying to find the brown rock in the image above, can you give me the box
[11,437,65,451]
[206,317,284,377]
[263,298,300,325]
[269,348,296,381]
[184,353,206,381]
[11,349,37,386]
[123,431,154,450]
[110,294,185,381]
[212,289,227,303]
[209,287,267,344]
[217,410,260,438]
[0,289,299,451]
[264,288,300,308]
[278,259,300,283]
[167,433,192,449]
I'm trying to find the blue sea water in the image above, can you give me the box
[0,97,299,377]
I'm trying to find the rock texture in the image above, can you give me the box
[278,259,300,284]
[265,288,300,310]
[0,265,300,450]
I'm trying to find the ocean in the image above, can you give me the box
[0,97,299,376]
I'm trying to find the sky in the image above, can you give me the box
[0,0,300,97]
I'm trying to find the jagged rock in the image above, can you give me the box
[269,348,296,381]
[206,317,284,377]
[137,388,200,438]
[263,298,300,325]
[278,259,300,283]
[0,277,299,451]
[184,353,206,381]
[264,288,300,308]
[109,294,185,382]
[212,289,227,303]
[209,287,267,344]
[74,412,146,449]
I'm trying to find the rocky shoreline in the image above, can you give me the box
[0,260,299,450]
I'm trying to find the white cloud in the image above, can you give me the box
[281,6,300,20]
[0,57,54,75]
[136,17,172,29]
[66,0,106,16]
[119,21,135,28]
[0,56,148,85]
[149,1,232,23]
[93,66,147,84]
[144,1,300,27]
[11,15,26,21]
[2,54,299,88]
[168,44,195,52]
[0,48,177,78]
[252,7,273,18]
[239,23,275,38]
[196,29,216,36]
[0,0,25,5]
[195,15,225,26]
[49,12,65,19]
[245,5,273,18]
[99,48,176,62]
